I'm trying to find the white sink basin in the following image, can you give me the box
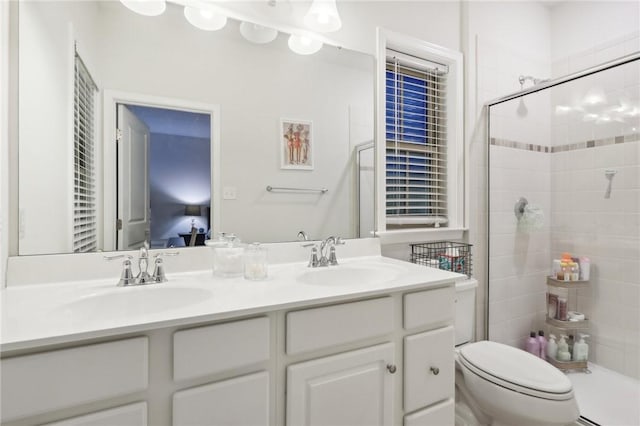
[53,286,212,318]
[296,262,404,286]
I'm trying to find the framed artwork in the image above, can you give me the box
[280,119,313,170]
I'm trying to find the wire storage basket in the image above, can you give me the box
[410,241,473,278]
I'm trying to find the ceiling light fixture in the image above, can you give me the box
[288,34,323,55]
[303,0,342,32]
[239,22,278,44]
[184,5,227,31]
[120,0,166,16]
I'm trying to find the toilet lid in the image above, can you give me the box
[459,341,573,396]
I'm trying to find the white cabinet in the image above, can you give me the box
[173,371,269,426]
[1,283,455,426]
[404,326,455,413]
[287,343,395,426]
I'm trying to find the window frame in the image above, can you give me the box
[375,29,465,244]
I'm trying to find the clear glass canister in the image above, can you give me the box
[244,243,268,281]
[211,234,245,278]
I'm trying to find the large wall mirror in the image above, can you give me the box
[15,1,375,255]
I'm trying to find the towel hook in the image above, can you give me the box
[514,197,528,220]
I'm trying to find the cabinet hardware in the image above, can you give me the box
[430,366,440,375]
[386,364,397,374]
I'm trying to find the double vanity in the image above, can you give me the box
[0,239,463,426]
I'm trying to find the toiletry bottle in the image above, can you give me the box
[547,292,558,319]
[547,334,558,359]
[568,335,575,357]
[537,330,547,360]
[570,262,579,281]
[557,297,568,321]
[579,257,590,281]
[525,332,540,357]
[557,335,571,361]
[573,334,589,361]
[551,259,561,278]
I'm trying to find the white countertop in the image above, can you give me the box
[0,255,463,353]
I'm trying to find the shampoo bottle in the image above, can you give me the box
[526,331,540,357]
[547,334,558,359]
[537,330,547,360]
[557,335,571,361]
[573,334,590,361]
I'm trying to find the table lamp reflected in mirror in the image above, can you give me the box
[184,204,202,247]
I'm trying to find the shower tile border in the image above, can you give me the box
[490,132,639,153]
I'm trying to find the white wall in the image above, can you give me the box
[465,0,552,341]
[18,1,102,255]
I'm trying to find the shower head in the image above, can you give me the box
[519,75,549,89]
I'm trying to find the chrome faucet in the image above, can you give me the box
[304,236,345,268]
[105,243,179,286]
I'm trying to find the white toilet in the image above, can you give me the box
[454,280,580,426]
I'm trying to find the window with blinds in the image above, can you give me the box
[385,50,448,228]
[73,53,98,252]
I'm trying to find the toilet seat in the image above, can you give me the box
[458,341,574,401]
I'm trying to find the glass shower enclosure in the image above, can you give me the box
[486,52,639,425]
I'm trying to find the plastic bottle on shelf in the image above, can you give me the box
[557,335,571,361]
[557,297,568,321]
[570,262,580,281]
[573,334,590,361]
[568,334,575,357]
[526,332,540,357]
[547,334,558,359]
[537,330,547,360]
[579,257,591,281]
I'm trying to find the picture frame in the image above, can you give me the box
[280,118,313,170]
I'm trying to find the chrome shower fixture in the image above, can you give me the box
[604,169,617,199]
[519,75,548,89]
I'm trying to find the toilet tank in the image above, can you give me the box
[455,279,478,346]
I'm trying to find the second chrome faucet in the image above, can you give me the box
[306,236,345,268]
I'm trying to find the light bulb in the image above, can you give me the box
[120,0,166,16]
[184,5,227,31]
[288,34,323,55]
[303,0,341,32]
[239,22,278,44]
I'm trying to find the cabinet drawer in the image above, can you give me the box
[44,402,147,426]
[404,398,454,426]
[173,371,269,426]
[404,326,454,413]
[0,337,148,422]
[403,285,454,330]
[173,316,270,381]
[286,297,394,355]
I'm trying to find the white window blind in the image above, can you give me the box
[73,53,98,252]
[385,50,448,227]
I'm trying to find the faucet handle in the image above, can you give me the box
[151,251,179,283]
[152,258,167,283]
[308,246,320,268]
[328,246,339,266]
[104,255,135,286]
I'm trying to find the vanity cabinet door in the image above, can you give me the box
[173,371,269,426]
[404,326,454,413]
[287,343,395,426]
